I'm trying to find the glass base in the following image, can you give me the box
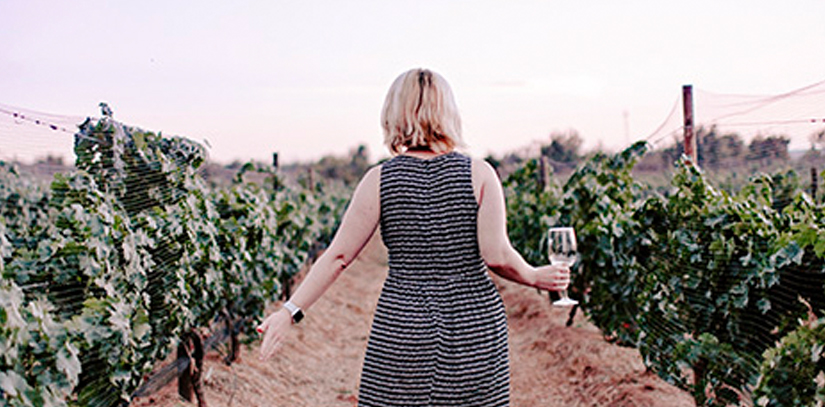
[553,297,579,307]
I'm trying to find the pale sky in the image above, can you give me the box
[1,0,824,164]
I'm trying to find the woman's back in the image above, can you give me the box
[380,152,484,281]
[358,152,510,407]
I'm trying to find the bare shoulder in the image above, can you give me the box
[353,165,381,198]
[341,165,381,222]
[362,164,382,184]
[470,158,499,204]
[471,157,498,183]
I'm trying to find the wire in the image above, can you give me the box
[0,104,86,134]
[644,95,682,143]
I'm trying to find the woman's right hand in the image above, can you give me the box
[257,308,293,361]
[532,264,571,292]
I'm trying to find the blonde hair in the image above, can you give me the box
[381,68,464,155]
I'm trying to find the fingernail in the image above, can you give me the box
[256,327,263,333]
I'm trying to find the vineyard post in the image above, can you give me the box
[537,155,564,306]
[683,84,710,398]
[682,85,697,165]
[177,330,207,407]
[537,155,547,298]
[281,277,293,301]
[222,308,240,364]
[272,152,279,192]
[538,156,550,192]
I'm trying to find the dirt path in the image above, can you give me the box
[134,233,694,406]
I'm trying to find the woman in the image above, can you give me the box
[257,68,570,406]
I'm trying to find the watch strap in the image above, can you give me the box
[283,300,304,324]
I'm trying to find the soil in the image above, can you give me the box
[133,232,695,407]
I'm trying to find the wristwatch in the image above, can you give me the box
[283,301,304,324]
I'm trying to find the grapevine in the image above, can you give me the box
[0,113,347,406]
[502,142,825,406]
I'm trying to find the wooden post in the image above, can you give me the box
[812,167,818,202]
[178,330,207,407]
[538,155,560,304]
[177,337,193,401]
[221,309,240,365]
[682,85,697,165]
[272,152,279,192]
[538,156,550,192]
[280,275,293,301]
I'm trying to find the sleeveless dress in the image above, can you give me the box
[358,152,510,407]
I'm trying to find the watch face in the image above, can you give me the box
[284,301,303,323]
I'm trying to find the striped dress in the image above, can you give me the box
[358,152,510,407]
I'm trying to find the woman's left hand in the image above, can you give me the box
[256,308,293,361]
[532,264,571,292]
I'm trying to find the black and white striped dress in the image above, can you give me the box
[358,152,510,407]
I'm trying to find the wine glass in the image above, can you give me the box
[548,227,578,307]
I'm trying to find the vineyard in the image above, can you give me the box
[504,143,825,406]
[0,116,349,406]
[2,116,825,406]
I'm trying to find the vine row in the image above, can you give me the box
[503,141,825,406]
[0,116,347,406]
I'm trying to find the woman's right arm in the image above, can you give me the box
[257,165,381,361]
[473,159,569,291]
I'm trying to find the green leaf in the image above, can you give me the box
[0,370,27,397]
[56,342,81,387]
[756,298,771,314]
[133,131,146,150]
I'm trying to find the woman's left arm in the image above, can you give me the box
[473,158,570,292]
[257,165,381,360]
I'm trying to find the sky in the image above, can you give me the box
[1,0,824,164]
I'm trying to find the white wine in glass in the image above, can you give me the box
[548,227,578,307]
